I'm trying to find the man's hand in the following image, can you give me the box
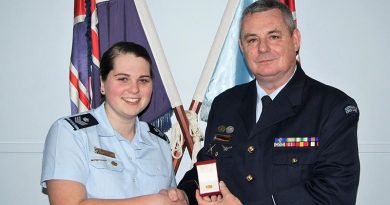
[195,181,242,205]
[159,188,189,205]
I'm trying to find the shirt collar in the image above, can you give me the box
[94,103,150,145]
[94,103,116,137]
[132,120,153,146]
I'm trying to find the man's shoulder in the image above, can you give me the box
[304,76,358,117]
[216,80,255,100]
[306,76,354,101]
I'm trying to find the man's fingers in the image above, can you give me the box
[210,194,218,201]
[176,190,186,201]
[195,189,204,202]
[219,181,231,195]
[167,188,179,201]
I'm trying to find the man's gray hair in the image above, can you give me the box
[240,0,296,37]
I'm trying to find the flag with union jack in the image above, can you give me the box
[69,0,172,131]
[69,0,101,114]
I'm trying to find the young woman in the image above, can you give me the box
[41,42,187,205]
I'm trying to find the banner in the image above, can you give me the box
[69,0,172,131]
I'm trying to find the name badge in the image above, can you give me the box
[94,147,116,158]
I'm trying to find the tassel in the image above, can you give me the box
[150,110,173,132]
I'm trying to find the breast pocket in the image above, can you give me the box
[89,154,124,172]
[88,154,126,198]
[272,148,316,190]
[139,160,170,177]
[138,159,172,191]
[204,142,235,180]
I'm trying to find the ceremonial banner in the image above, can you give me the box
[69,0,98,114]
[69,0,172,131]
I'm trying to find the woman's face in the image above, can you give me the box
[101,53,152,121]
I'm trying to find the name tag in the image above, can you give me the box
[94,147,116,158]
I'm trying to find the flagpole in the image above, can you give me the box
[191,0,240,110]
[134,0,194,172]
[185,0,241,169]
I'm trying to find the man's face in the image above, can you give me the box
[240,9,300,89]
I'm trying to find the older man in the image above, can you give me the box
[178,0,360,205]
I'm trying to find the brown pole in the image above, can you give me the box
[172,105,194,172]
[172,100,203,173]
[189,100,202,114]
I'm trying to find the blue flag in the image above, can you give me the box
[200,0,256,122]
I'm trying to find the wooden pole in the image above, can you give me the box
[172,105,194,172]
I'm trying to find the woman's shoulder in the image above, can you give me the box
[51,110,99,132]
[139,121,170,144]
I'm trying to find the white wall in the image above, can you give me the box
[0,0,389,204]
[0,0,72,204]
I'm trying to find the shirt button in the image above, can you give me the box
[291,157,298,165]
[246,174,254,182]
[247,145,255,153]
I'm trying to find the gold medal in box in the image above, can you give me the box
[196,159,221,196]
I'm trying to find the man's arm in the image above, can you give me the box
[178,163,201,205]
[272,99,360,204]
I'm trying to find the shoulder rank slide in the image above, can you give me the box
[65,113,99,130]
[147,123,169,143]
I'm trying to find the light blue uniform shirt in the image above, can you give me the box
[41,103,176,199]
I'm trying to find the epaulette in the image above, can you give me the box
[65,113,99,130]
[147,123,169,143]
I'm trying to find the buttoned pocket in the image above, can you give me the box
[272,148,316,165]
[139,161,170,177]
[272,148,316,190]
[138,160,172,191]
[204,142,236,181]
[88,154,127,198]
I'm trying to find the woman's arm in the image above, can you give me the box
[47,180,188,205]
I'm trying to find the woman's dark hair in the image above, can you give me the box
[100,41,153,81]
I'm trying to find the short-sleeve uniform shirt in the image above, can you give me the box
[41,103,176,199]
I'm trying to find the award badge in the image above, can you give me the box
[196,160,221,196]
